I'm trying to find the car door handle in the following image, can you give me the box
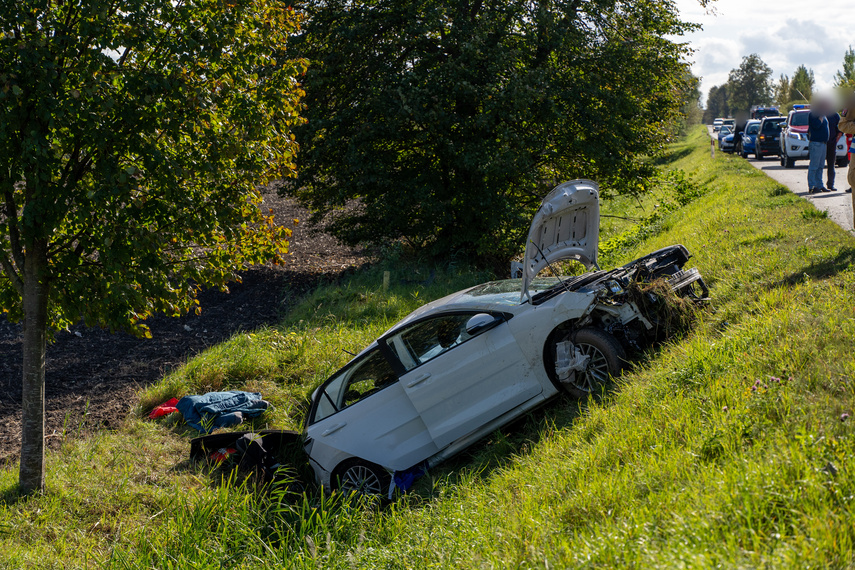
[321,422,347,437]
[406,373,431,388]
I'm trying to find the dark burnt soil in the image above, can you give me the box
[0,187,370,463]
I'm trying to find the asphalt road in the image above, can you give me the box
[707,126,854,234]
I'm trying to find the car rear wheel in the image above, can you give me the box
[755,151,763,160]
[332,459,390,497]
[551,328,626,399]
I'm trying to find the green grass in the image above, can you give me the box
[3,125,855,568]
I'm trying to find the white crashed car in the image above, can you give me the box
[302,180,708,495]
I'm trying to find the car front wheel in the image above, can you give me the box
[332,459,390,497]
[552,328,626,399]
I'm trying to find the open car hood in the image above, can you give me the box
[521,179,600,301]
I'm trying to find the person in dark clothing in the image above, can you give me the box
[732,112,749,155]
[826,109,841,191]
[807,99,831,193]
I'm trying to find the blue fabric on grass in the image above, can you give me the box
[177,391,270,433]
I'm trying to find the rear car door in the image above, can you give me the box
[305,347,439,472]
[385,312,542,449]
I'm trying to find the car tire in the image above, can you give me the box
[755,152,763,160]
[332,459,391,497]
[837,157,850,168]
[785,157,795,168]
[551,328,626,399]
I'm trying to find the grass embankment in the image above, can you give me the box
[3,125,855,568]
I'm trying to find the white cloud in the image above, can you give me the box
[673,0,853,105]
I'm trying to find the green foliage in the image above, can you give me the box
[6,128,855,567]
[726,53,773,114]
[287,0,699,260]
[703,83,729,122]
[774,73,791,109]
[790,64,815,102]
[672,71,703,135]
[835,45,855,89]
[0,0,306,335]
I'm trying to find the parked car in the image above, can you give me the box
[720,132,736,153]
[779,107,851,168]
[713,118,724,132]
[739,120,761,158]
[751,106,780,120]
[780,108,811,167]
[756,116,786,159]
[722,118,735,131]
[302,180,708,495]
[717,125,732,149]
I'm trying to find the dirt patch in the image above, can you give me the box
[0,186,370,464]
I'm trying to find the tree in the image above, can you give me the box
[790,65,815,102]
[675,72,703,133]
[835,46,855,89]
[1,0,306,493]
[773,74,791,109]
[726,54,772,114]
[704,84,729,122]
[286,0,699,259]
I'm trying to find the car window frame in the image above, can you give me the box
[306,344,401,426]
[381,310,512,374]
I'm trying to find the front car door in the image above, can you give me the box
[384,312,542,449]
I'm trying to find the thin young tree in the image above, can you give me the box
[0,0,306,493]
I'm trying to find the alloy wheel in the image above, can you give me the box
[340,464,384,495]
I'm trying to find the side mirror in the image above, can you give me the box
[465,313,502,336]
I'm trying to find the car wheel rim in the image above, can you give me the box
[340,465,383,495]
[573,343,610,393]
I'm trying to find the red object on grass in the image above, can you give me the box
[210,447,238,462]
[148,397,180,419]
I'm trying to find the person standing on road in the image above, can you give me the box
[807,98,830,194]
[837,93,855,222]
[826,106,841,191]
[733,111,749,156]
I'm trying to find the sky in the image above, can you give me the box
[673,0,852,106]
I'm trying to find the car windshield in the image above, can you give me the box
[720,126,732,134]
[746,124,760,135]
[790,112,810,127]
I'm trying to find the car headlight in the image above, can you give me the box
[605,279,624,296]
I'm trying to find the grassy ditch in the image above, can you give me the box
[3,125,855,568]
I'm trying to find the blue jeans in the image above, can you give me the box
[808,141,827,189]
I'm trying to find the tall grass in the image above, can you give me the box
[3,126,855,568]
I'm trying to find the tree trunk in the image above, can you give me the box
[19,238,49,494]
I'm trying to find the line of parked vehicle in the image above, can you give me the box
[712,106,851,168]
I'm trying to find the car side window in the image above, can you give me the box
[312,349,397,423]
[386,313,479,372]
